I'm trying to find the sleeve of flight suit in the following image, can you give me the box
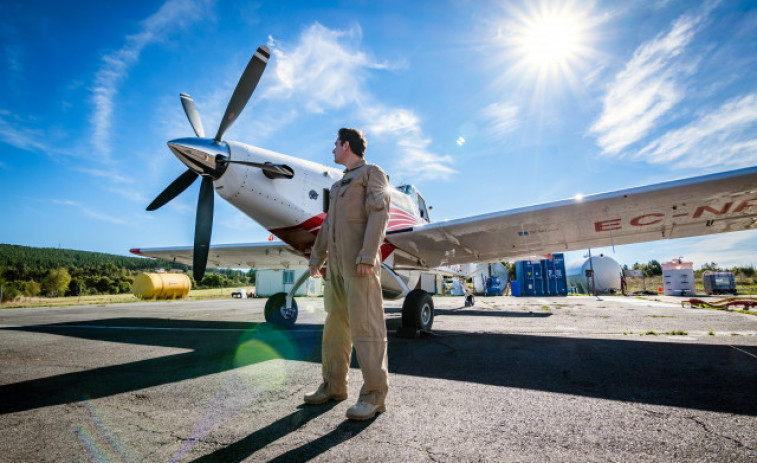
[356,165,391,266]
[308,210,330,268]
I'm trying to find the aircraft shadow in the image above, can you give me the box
[0,319,323,415]
[2,318,755,417]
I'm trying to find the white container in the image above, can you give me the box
[662,259,695,296]
[255,269,323,297]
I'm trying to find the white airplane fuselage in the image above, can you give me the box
[215,140,432,298]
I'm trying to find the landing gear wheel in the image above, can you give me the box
[402,289,434,331]
[264,292,298,328]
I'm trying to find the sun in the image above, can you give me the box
[503,2,595,87]
[520,15,582,69]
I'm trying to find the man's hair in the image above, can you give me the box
[338,128,367,158]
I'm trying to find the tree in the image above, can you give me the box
[24,280,41,297]
[201,274,225,287]
[700,262,721,272]
[41,268,72,297]
[646,260,662,276]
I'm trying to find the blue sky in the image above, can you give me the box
[1,0,756,269]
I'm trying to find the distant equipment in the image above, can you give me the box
[484,276,502,297]
[132,273,191,300]
[661,258,695,296]
[468,263,509,295]
[513,253,568,297]
[703,271,737,295]
[566,254,621,294]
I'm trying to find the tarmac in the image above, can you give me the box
[0,294,755,462]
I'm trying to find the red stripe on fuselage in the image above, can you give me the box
[268,207,421,261]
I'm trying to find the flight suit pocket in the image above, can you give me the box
[341,182,367,221]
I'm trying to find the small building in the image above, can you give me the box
[662,258,695,296]
[255,269,323,297]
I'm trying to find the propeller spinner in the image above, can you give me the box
[146,45,286,281]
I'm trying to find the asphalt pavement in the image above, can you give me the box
[0,294,755,462]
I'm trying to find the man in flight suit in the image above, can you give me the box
[305,127,391,421]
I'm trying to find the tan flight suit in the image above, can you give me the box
[308,159,391,406]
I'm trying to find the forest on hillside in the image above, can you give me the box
[0,244,255,302]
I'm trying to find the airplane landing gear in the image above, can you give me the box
[264,270,310,327]
[264,292,298,327]
[402,289,434,332]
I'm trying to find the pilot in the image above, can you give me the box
[306,127,391,421]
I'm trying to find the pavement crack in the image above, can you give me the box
[686,416,754,451]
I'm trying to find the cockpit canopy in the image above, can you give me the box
[398,184,430,222]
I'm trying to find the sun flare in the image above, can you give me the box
[521,15,581,68]
[504,2,595,85]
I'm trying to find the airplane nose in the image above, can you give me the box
[167,137,230,179]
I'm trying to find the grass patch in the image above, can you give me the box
[641,331,658,336]
[665,330,688,336]
[1,287,241,309]
[646,314,676,318]
[708,330,715,336]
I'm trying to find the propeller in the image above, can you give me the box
[146,45,277,282]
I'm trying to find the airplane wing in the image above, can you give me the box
[130,242,309,269]
[386,166,757,268]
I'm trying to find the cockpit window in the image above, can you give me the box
[398,184,430,222]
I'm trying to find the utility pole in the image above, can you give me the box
[587,248,597,296]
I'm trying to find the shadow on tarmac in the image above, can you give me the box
[2,318,756,418]
[184,402,367,463]
[385,306,553,318]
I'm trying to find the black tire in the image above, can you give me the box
[402,289,434,331]
[264,292,298,328]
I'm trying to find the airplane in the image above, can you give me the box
[131,45,757,332]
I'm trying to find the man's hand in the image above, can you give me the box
[309,265,322,278]
[357,263,374,276]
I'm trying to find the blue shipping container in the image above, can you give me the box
[514,253,567,297]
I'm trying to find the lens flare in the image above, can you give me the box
[75,395,140,463]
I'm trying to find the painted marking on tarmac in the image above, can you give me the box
[730,345,757,360]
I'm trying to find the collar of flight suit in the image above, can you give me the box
[338,158,367,187]
[342,158,366,174]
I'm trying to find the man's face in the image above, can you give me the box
[333,137,349,166]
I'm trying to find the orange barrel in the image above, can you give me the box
[132,273,191,300]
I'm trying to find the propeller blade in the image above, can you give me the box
[193,176,214,282]
[214,46,270,142]
[146,169,199,211]
[180,93,205,138]
[223,159,294,179]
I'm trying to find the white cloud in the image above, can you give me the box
[51,199,127,225]
[589,6,711,154]
[90,0,213,162]
[362,105,457,181]
[662,232,757,268]
[265,23,456,181]
[0,110,51,153]
[265,23,388,113]
[481,103,519,139]
[634,94,757,167]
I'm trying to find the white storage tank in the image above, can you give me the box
[566,255,622,294]
[662,259,695,296]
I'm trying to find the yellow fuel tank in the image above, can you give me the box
[132,273,191,300]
